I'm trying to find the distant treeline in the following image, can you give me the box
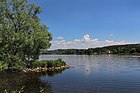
[42,44,140,55]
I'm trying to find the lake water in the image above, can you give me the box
[1,55,140,93]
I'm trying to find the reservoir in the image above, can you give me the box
[1,55,140,93]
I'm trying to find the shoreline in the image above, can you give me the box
[41,53,140,55]
[22,65,70,73]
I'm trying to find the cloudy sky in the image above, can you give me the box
[30,0,140,49]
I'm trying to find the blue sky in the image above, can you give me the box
[29,0,140,49]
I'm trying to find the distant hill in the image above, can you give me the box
[42,44,140,55]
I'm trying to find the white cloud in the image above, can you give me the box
[82,34,91,42]
[82,34,99,43]
[105,40,114,43]
[56,36,64,40]
[50,34,127,50]
[74,39,81,42]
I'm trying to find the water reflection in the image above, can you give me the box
[0,68,67,93]
[39,55,140,93]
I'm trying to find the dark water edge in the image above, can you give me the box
[0,68,67,93]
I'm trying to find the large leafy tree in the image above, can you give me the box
[0,0,52,69]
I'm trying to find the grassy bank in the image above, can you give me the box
[32,59,66,68]
[23,59,70,73]
[0,59,69,73]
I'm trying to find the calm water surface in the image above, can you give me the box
[1,55,140,93]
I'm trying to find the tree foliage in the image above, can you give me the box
[44,44,140,55]
[0,0,52,69]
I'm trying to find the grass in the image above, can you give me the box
[32,59,66,68]
[0,59,67,72]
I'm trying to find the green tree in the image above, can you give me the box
[0,0,52,69]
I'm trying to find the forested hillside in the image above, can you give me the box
[43,44,140,55]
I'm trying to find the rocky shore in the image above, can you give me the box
[22,65,70,73]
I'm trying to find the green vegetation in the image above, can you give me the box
[0,61,27,71]
[0,59,67,72]
[87,44,140,54]
[0,0,56,71]
[32,59,66,68]
[43,44,140,55]
[43,49,87,55]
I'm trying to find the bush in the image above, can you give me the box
[0,62,8,71]
[32,59,66,68]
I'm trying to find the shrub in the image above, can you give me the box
[0,62,8,71]
[32,59,66,68]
